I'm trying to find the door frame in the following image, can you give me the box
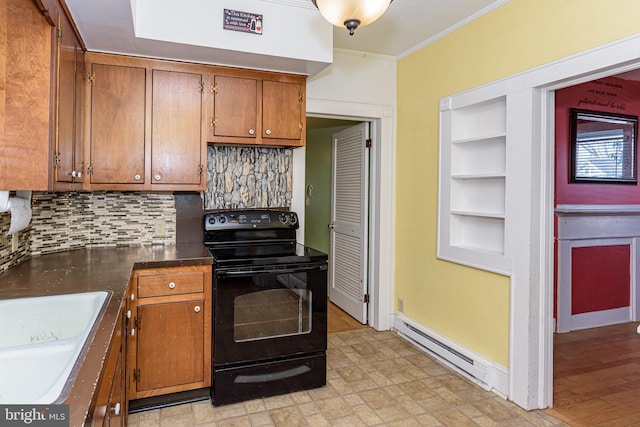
[537,45,640,408]
[293,100,395,332]
[519,36,640,408]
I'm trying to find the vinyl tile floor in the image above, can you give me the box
[127,328,564,427]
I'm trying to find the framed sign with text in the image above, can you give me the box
[223,9,262,35]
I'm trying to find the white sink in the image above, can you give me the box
[0,291,110,404]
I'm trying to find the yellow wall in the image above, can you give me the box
[396,0,640,367]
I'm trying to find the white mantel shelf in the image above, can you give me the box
[555,204,640,215]
[556,205,640,241]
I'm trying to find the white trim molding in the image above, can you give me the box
[305,98,396,332]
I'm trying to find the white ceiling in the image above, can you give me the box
[331,0,503,57]
[64,0,504,69]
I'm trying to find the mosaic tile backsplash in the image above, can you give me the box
[205,146,292,209]
[0,146,291,273]
[0,192,176,273]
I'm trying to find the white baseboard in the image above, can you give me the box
[394,313,509,398]
[564,306,631,332]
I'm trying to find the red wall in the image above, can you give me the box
[555,76,640,205]
[554,77,640,322]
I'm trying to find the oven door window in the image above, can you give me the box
[234,273,312,342]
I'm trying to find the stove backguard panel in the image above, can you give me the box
[205,146,292,210]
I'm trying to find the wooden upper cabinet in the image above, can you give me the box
[53,7,84,188]
[87,63,146,187]
[0,0,52,190]
[210,71,306,147]
[262,80,304,144]
[151,70,205,187]
[212,75,258,142]
[83,54,207,191]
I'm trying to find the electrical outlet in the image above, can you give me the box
[11,232,19,253]
[154,219,165,237]
[398,297,404,313]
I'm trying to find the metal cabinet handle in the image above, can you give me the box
[194,305,201,313]
[265,129,271,135]
[248,129,255,135]
[111,402,121,415]
[154,174,161,181]
[134,174,141,181]
[168,282,176,289]
[126,310,131,319]
[130,328,135,336]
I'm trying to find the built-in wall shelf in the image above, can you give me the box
[451,133,506,145]
[450,211,506,219]
[438,95,510,275]
[451,173,506,179]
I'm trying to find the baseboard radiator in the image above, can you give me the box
[394,315,507,395]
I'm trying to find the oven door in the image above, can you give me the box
[213,262,328,367]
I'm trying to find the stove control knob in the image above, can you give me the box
[208,217,215,224]
[218,216,226,224]
[279,213,288,224]
[288,214,297,225]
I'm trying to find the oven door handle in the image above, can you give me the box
[216,263,327,278]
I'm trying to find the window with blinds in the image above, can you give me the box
[570,109,638,184]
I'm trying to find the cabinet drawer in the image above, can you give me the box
[137,271,204,298]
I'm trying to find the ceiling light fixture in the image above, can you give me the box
[311,0,393,36]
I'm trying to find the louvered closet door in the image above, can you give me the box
[330,123,369,324]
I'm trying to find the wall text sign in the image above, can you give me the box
[224,9,263,35]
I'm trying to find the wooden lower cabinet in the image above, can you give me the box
[128,265,212,400]
[91,303,127,427]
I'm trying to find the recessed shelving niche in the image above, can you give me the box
[438,96,510,274]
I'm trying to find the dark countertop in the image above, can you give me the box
[0,244,212,427]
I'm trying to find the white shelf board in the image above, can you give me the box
[451,210,505,219]
[451,133,506,145]
[451,173,506,179]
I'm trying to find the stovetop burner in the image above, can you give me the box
[204,209,326,268]
[209,242,327,268]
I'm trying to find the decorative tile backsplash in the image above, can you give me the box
[205,146,292,209]
[0,192,176,273]
[0,146,292,273]
[0,214,30,273]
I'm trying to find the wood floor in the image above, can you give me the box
[544,322,640,427]
[327,300,369,333]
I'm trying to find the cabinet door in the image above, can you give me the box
[108,353,125,427]
[91,306,126,427]
[151,70,204,186]
[0,0,51,190]
[212,75,258,141]
[135,299,205,392]
[262,80,304,142]
[89,63,146,185]
[53,9,82,185]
